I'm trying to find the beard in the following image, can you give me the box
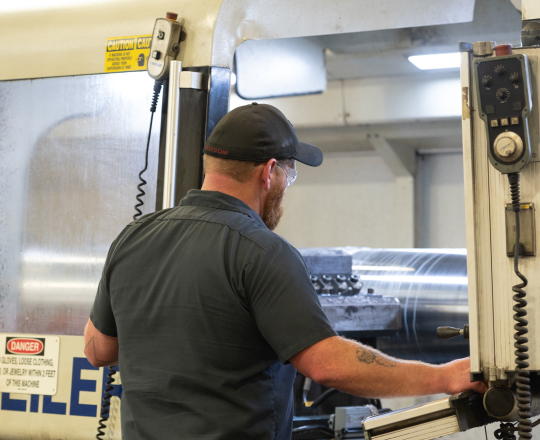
[261,178,286,231]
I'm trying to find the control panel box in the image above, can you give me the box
[473,54,533,174]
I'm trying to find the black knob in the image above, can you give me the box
[510,72,520,83]
[494,64,505,76]
[482,75,492,88]
[496,87,510,103]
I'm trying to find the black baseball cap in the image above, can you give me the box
[204,103,323,167]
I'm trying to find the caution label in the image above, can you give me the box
[104,34,152,73]
[0,334,60,396]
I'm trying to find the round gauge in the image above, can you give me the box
[493,132,523,162]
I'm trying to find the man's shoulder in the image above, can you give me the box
[240,226,299,256]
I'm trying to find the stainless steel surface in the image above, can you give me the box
[299,248,352,276]
[319,294,401,334]
[348,248,469,364]
[212,0,476,68]
[235,37,326,99]
[163,60,181,209]
[0,71,161,335]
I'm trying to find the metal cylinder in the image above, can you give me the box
[163,60,182,209]
[349,248,469,364]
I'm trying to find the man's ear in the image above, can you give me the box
[262,159,277,191]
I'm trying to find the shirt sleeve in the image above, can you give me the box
[243,240,337,363]
[89,240,120,338]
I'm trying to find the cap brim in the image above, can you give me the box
[293,142,323,167]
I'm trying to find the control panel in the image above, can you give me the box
[147,13,182,81]
[473,54,533,174]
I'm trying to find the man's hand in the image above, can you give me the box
[290,336,486,398]
[439,358,487,395]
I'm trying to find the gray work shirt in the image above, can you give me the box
[90,189,337,440]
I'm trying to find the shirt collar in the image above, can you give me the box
[179,189,267,228]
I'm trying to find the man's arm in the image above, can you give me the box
[290,336,487,398]
[84,318,119,368]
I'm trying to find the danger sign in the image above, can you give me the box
[6,338,45,356]
[104,34,152,73]
[0,334,60,396]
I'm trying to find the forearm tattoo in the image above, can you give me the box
[356,346,397,367]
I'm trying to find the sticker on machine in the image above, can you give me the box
[104,34,152,72]
[0,334,60,395]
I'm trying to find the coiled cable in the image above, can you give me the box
[96,367,117,440]
[133,81,163,220]
[97,80,163,440]
[508,173,532,440]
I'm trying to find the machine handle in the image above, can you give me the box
[437,324,469,340]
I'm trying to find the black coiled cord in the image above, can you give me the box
[97,81,163,440]
[508,173,532,440]
[495,422,517,440]
[96,367,117,440]
[133,81,163,221]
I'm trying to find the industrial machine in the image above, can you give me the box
[293,247,472,440]
[1,0,539,439]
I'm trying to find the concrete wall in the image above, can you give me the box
[415,152,467,248]
[274,151,413,248]
[275,151,466,249]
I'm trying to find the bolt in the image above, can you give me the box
[172,43,179,52]
[533,154,537,158]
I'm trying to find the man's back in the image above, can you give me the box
[90,190,336,439]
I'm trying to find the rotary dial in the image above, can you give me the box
[494,64,505,76]
[482,75,492,88]
[493,132,523,163]
[496,87,510,103]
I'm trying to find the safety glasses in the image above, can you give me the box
[276,161,297,188]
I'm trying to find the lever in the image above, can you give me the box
[437,324,469,340]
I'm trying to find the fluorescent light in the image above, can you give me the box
[408,53,461,70]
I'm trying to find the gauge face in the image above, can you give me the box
[493,131,523,162]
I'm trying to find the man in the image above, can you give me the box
[85,103,486,440]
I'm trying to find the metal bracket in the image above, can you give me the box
[179,71,209,90]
